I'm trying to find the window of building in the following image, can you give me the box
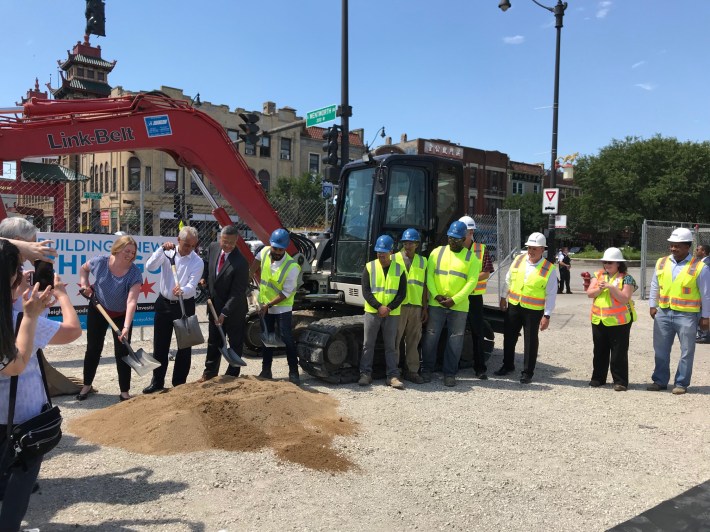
[309,153,320,175]
[259,136,271,158]
[145,166,152,191]
[227,129,239,143]
[512,181,524,195]
[104,163,109,193]
[90,165,95,191]
[77,67,85,77]
[97,72,105,81]
[280,138,292,160]
[244,139,256,156]
[127,157,141,191]
[165,169,178,192]
[99,165,104,193]
[533,184,540,194]
[191,172,202,195]
[112,168,117,192]
[86,69,95,79]
[120,166,124,191]
[258,169,270,191]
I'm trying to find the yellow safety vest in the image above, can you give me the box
[258,247,301,307]
[508,254,554,311]
[470,243,488,295]
[364,259,404,316]
[590,270,635,326]
[427,245,478,313]
[394,251,426,307]
[656,256,705,313]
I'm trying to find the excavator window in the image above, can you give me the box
[335,167,374,277]
[383,166,426,229]
[435,164,459,245]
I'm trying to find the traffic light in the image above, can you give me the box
[186,204,193,220]
[238,113,260,145]
[322,125,340,167]
[173,194,183,219]
[85,0,106,37]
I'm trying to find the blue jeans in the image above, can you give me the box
[421,306,468,376]
[261,311,299,373]
[652,308,699,388]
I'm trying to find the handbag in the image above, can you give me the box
[3,314,63,471]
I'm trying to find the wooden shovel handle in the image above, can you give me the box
[170,264,181,290]
[206,298,220,322]
[94,303,121,334]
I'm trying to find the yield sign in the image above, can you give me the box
[542,188,559,214]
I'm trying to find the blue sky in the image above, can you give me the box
[2,0,708,167]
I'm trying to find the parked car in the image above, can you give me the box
[569,246,581,255]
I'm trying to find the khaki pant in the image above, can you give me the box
[396,305,423,373]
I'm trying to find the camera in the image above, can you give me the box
[33,260,55,290]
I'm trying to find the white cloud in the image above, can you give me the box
[596,1,612,19]
[632,61,646,69]
[503,35,525,45]
[635,83,656,91]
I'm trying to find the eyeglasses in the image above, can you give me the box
[448,237,464,243]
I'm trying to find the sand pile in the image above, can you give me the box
[68,376,358,472]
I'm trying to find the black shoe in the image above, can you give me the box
[142,382,165,394]
[258,370,273,379]
[589,380,603,387]
[225,368,241,378]
[288,372,301,385]
[494,366,515,376]
[566,291,573,294]
[475,372,488,380]
[520,374,533,384]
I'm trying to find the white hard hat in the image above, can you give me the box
[525,232,547,247]
[667,228,693,243]
[600,247,627,262]
[458,215,476,230]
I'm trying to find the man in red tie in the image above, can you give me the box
[198,225,249,381]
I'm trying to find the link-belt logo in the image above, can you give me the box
[47,127,135,150]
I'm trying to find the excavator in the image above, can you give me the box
[0,92,504,384]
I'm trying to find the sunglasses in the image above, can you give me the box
[448,237,464,243]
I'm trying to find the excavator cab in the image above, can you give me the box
[330,154,464,305]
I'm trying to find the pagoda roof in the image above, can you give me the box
[52,78,113,99]
[20,161,90,182]
[60,54,116,71]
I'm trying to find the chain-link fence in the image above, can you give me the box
[468,210,521,299]
[639,219,710,299]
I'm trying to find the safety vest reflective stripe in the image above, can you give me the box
[395,252,426,306]
[508,257,553,310]
[434,246,472,277]
[408,279,425,287]
[590,271,633,326]
[509,292,545,306]
[258,249,300,307]
[472,243,488,296]
[364,260,403,315]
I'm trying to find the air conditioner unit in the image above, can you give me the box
[109,193,117,199]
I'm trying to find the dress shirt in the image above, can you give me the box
[146,247,203,300]
[502,255,558,316]
[648,253,710,318]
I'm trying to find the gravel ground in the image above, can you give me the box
[21,270,710,531]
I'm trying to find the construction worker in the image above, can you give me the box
[250,228,302,384]
[496,232,558,384]
[459,215,494,380]
[420,221,481,387]
[359,234,407,389]
[393,228,428,384]
[648,228,710,394]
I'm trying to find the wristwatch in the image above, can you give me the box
[543,315,551,319]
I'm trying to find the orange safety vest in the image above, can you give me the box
[471,243,488,295]
[590,270,635,326]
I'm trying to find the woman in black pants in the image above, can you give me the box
[76,236,142,401]
[586,247,637,391]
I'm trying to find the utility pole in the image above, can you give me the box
[339,0,351,167]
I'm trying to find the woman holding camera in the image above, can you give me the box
[0,239,81,530]
[586,247,638,391]
[76,235,142,402]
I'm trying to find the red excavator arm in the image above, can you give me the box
[0,93,294,257]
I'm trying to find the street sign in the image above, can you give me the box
[322,183,333,199]
[306,104,337,127]
[84,192,102,200]
[542,188,559,214]
[555,215,567,229]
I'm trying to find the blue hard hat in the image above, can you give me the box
[447,221,467,239]
[269,228,290,249]
[401,228,421,242]
[374,234,394,253]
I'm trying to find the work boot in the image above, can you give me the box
[386,376,405,389]
[403,371,424,384]
[443,376,456,387]
[646,382,667,391]
[420,371,432,383]
[288,371,301,385]
[258,370,273,379]
[671,386,687,395]
[358,373,372,386]
[494,366,515,377]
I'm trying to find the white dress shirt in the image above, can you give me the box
[146,247,203,300]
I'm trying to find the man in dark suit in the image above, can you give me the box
[198,224,249,381]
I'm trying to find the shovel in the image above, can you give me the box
[94,302,161,377]
[167,257,204,349]
[206,298,246,367]
[260,312,286,348]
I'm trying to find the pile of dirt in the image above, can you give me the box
[68,376,358,472]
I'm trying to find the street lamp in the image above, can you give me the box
[500,0,568,261]
[366,126,386,151]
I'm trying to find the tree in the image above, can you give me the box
[270,172,322,201]
[567,136,710,245]
[269,172,325,229]
[503,193,548,242]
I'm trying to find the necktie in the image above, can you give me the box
[217,252,226,274]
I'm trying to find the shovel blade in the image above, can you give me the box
[173,315,204,349]
[122,348,161,377]
[220,347,246,367]
[260,332,286,348]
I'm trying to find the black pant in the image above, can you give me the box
[83,304,132,392]
[467,294,487,374]
[0,431,43,530]
[591,322,631,386]
[203,312,244,378]
[502,304,543,377]
[151,295,195,387]
[559,267,571,293]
